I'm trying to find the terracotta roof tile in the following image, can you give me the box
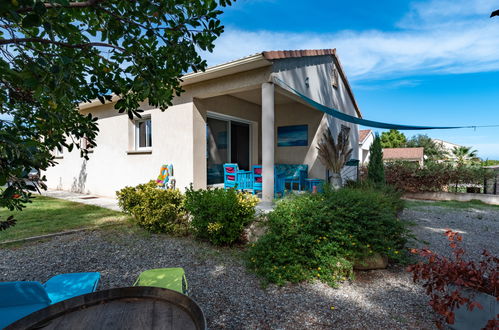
[262,49,336,60]
[359,129,372,143]
[383,147,424,160]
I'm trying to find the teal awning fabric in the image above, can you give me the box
[273,77,484,131]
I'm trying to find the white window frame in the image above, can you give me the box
[134,117,152,150]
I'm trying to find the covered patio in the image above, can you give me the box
[183,50,361,202]
[194,81,358,202]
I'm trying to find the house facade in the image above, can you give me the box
[358,129,374,165]
[44,49,362,202]
[432,138,464,161]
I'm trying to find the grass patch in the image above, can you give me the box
[405,199,499,210]
[0,196,131,243]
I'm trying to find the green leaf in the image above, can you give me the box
[22,13,42,28]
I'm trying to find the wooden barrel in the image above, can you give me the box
[6,286,206,330]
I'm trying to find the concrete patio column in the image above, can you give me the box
[262,82,275,202]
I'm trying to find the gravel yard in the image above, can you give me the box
[1,200,498,329]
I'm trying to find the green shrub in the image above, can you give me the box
[116,181,188,235]
[185,186,259,245]
[367,134,385,184]
[246,187,410,286]
[344,180,405,215]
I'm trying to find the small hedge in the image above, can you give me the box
[116,181,188,235]
[185,186,259,246]
[246,187,410,286]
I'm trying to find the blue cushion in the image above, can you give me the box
[0,282,50,328]
[0,281,50,307]
[0,303,48,328]
[276,164,308,180]
[43,272,100,304]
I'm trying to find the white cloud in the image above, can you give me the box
[204,0,499,81]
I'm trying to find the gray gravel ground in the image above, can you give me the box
[1,200,498,329]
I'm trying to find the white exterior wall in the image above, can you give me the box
[271,55,360,181]
[359,133,374,165]
[44,102,195,197]
[44,54,361,196]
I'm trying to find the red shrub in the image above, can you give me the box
[407,230,498,329]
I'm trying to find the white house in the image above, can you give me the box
[432,138,464,160]
[358,129,374,165]
[44,49,362,202]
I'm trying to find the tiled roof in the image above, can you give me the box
[383,147,424,160]
[262,49,336,60]
[359,129,372,143]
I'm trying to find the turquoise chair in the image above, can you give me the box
[223,164,252,190]
[275,164,308,191]
[43,272,100,304]
[0,272,100,328]
[251,165,286,198]
[0,282,50,329]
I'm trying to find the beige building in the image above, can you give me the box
[45,49,362,202]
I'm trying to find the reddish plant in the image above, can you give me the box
[407,230,498,329]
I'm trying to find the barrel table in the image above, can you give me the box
[6,286,206,330]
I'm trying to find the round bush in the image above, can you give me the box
[116,181,188,235]
[185,187,259,246]
[246,187,410,286]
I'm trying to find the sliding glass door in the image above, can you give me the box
[207,116,250,185]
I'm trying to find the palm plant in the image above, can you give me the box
[316,125,353,189]
[451,146,479,166]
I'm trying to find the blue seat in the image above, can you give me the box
[251,165,286,198]
[275,164,308,191]
[0,282,50,329]
[223,163,252,190]
[0,272,100,328]
[43,272,100,304]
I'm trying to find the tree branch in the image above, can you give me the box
[16,0,104,13]
[0,38,125,51]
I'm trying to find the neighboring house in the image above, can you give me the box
[358,129,374,165]
[432,138,464,160]
[383,147,424,166]
[44,49,362,202]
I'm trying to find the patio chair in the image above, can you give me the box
[133,268,188,295]
[43,272,101,304]
[223,163,252,190]
[0,272,100,328]
[252,165,286,198]
[275,164,308,191]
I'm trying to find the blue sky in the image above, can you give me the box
[204,0,499,159]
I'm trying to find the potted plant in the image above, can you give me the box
[407,230,498,329]
[316,125,353,189]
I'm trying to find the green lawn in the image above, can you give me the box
[404,198,499,210]
[0,196,130,243]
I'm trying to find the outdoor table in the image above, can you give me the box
[305,178,324,192]
[6,286,206,330]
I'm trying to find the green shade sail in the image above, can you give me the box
[273,77,493,131]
